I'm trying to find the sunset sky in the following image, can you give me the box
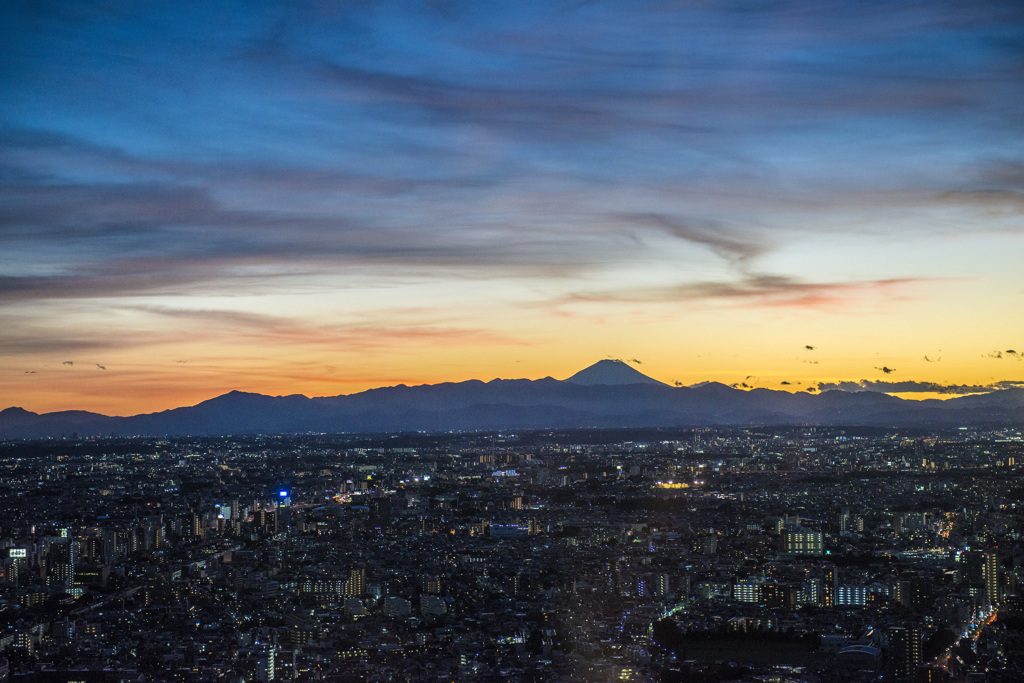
[2,1,1023,416]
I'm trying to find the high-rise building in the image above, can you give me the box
[964,549,985,583]
[895,578,934,610]
[822,566,837,607]
[889,625,921,681]
[256,644,275,682]
[655,573,671,597]
[144,516,163,549]
[761,583,793,609]
[985,550,999,607]
[807,578,822,606]
[47,562,73,588]
[383,596,412,618]
[678,574,691,601]
[102,529,119,564]
[697,535,717,556]
[734,579,762,603]
[6,557,25,586]
[420,594,447,616]
[369,495,392,528]
[47,539,74,588]
[344,568,364,597]
[964,549,999,607]
[836,585,868,607]
[783,529,823,555]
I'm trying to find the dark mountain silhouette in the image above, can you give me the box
[564,359,666,386]
[2,361,1022,438]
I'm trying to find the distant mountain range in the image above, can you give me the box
[3,359,1023,438]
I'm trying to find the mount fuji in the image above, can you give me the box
[564,359,667,386]
[2,361,1023,438]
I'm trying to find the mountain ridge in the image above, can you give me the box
[2,361,1023,438]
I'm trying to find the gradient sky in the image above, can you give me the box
[2,1,1023,416]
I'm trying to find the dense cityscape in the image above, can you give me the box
[1,427,1023,682]
[4,3,1023,683]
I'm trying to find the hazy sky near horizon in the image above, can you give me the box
[2,0,1023,415]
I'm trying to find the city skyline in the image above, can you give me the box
[3,1,1023,415]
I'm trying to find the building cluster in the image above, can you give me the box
[0,427,1023,682]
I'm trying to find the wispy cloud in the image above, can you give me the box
[0,327,154,355]
[124,305,525,351]
[611,213,765,266]
[558,275,940,309]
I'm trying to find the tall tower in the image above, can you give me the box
[985,550,999,607]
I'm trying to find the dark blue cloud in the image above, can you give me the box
[1,0,1022,304]
[817,379,1024,395]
